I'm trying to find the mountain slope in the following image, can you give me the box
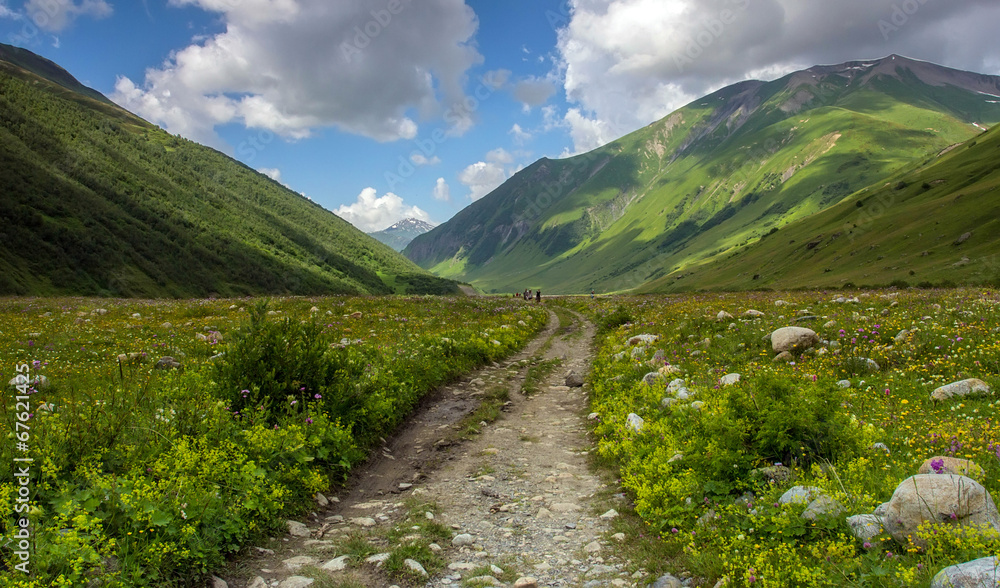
[368,218,436,251]
[0,43,458,297]
[406,55,1000,293]
[639,124,1000,292]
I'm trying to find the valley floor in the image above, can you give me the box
[224,309,643,588]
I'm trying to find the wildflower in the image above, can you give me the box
[931,458,946,473]
[863,542,872,549]
[314,393,322,399]
[306,418,313,425]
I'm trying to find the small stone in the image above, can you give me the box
[404,559,428,576]
[349,517,376,528]
[565,371,585,387]
[398,483,412,490]
[314,493,328,507]
[278,578,314,588]
[321,555,350,571]
[154,356,182,370]
[599,509,619,520]
[513,578,539,588]
[286,520,310,537]
[550,503,581,513]
[246,577,267,588]
[452,533,476,546]
[211,576,227,588]
[651,573,684,588]
[720,373,741,386]
[931,378,991,401]
[846,514,883,541]
[613,533,626,542]
[366,553,390,566]
[779,486,823,505]
[802,496,844,520]
[627,413,644,432]
[283,555,318,570]
[584,541,602,553]
[773,351,794,363]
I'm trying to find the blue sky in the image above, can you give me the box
[2,0,999,232]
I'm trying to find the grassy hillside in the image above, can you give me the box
[0,43,458,297]
[406,56,1000,294]
[639,124,1000,292]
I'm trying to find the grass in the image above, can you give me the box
[522,358,563,397]
[454,383,511,438]
[409,60,1000,295]
[566,288,1000,587]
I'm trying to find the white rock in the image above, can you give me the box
[931,556,1000,588]
[627,413,644,432]
[246,577,267,588]
[286,520,310,538]
[278,577,314,588]
[931,378,991,401]
[366,553,390,566]
[314,493,328,507]
[846,514,883,541]
[779,486,824,505]
[404,559,428,576]
[452,533,476,546]
[283,555,317,570]
[584,541,602,552]
[600,509,619,520]
[550,503,581,513]
[211,576,227,588]
[771,327,820,353]
[513,578,539,588]
[720,373,741,386]
[349,517,376,528]
[884,474,1000,548]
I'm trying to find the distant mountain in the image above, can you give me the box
[368,218,436,251]
[405,55,1000,293]
[639,124,1000,292]
[0,43,459,297]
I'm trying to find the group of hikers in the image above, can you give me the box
[515,289,541,302]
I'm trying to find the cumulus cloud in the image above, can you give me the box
[257,167,282,182]
[509,123,532,145]
[410,153,442,166]
[432,177,451,202]
[485,148,513,164]
[335,187,431,232]
[458,161,507,201]
[0,2,18,19]
[24,0,112,32]
[512,76,557,109]
[555,0,1000,153]
[113,0,482,148]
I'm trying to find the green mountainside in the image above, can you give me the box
[405,55,1000,293]
[0,43,458,297]
[639,124,1000,292]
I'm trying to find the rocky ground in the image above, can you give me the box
[218,308,646,588]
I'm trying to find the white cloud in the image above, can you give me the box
[112,0,482,148]
[258,167,282,182]
[458,161,507,201]
[555,0,1000,153]
[410,153,442,166]
[335,187,431,232]
[512,76,557,109]
[509,123,531,145]
[485,148,513,164]
[0,2,19,19]
[432,177,451,202]
[24,0,112,32]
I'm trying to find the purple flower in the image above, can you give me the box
[306,418,313,425]
[863,542,872,549]
[931,458,946,474]
[314,393,322,399]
